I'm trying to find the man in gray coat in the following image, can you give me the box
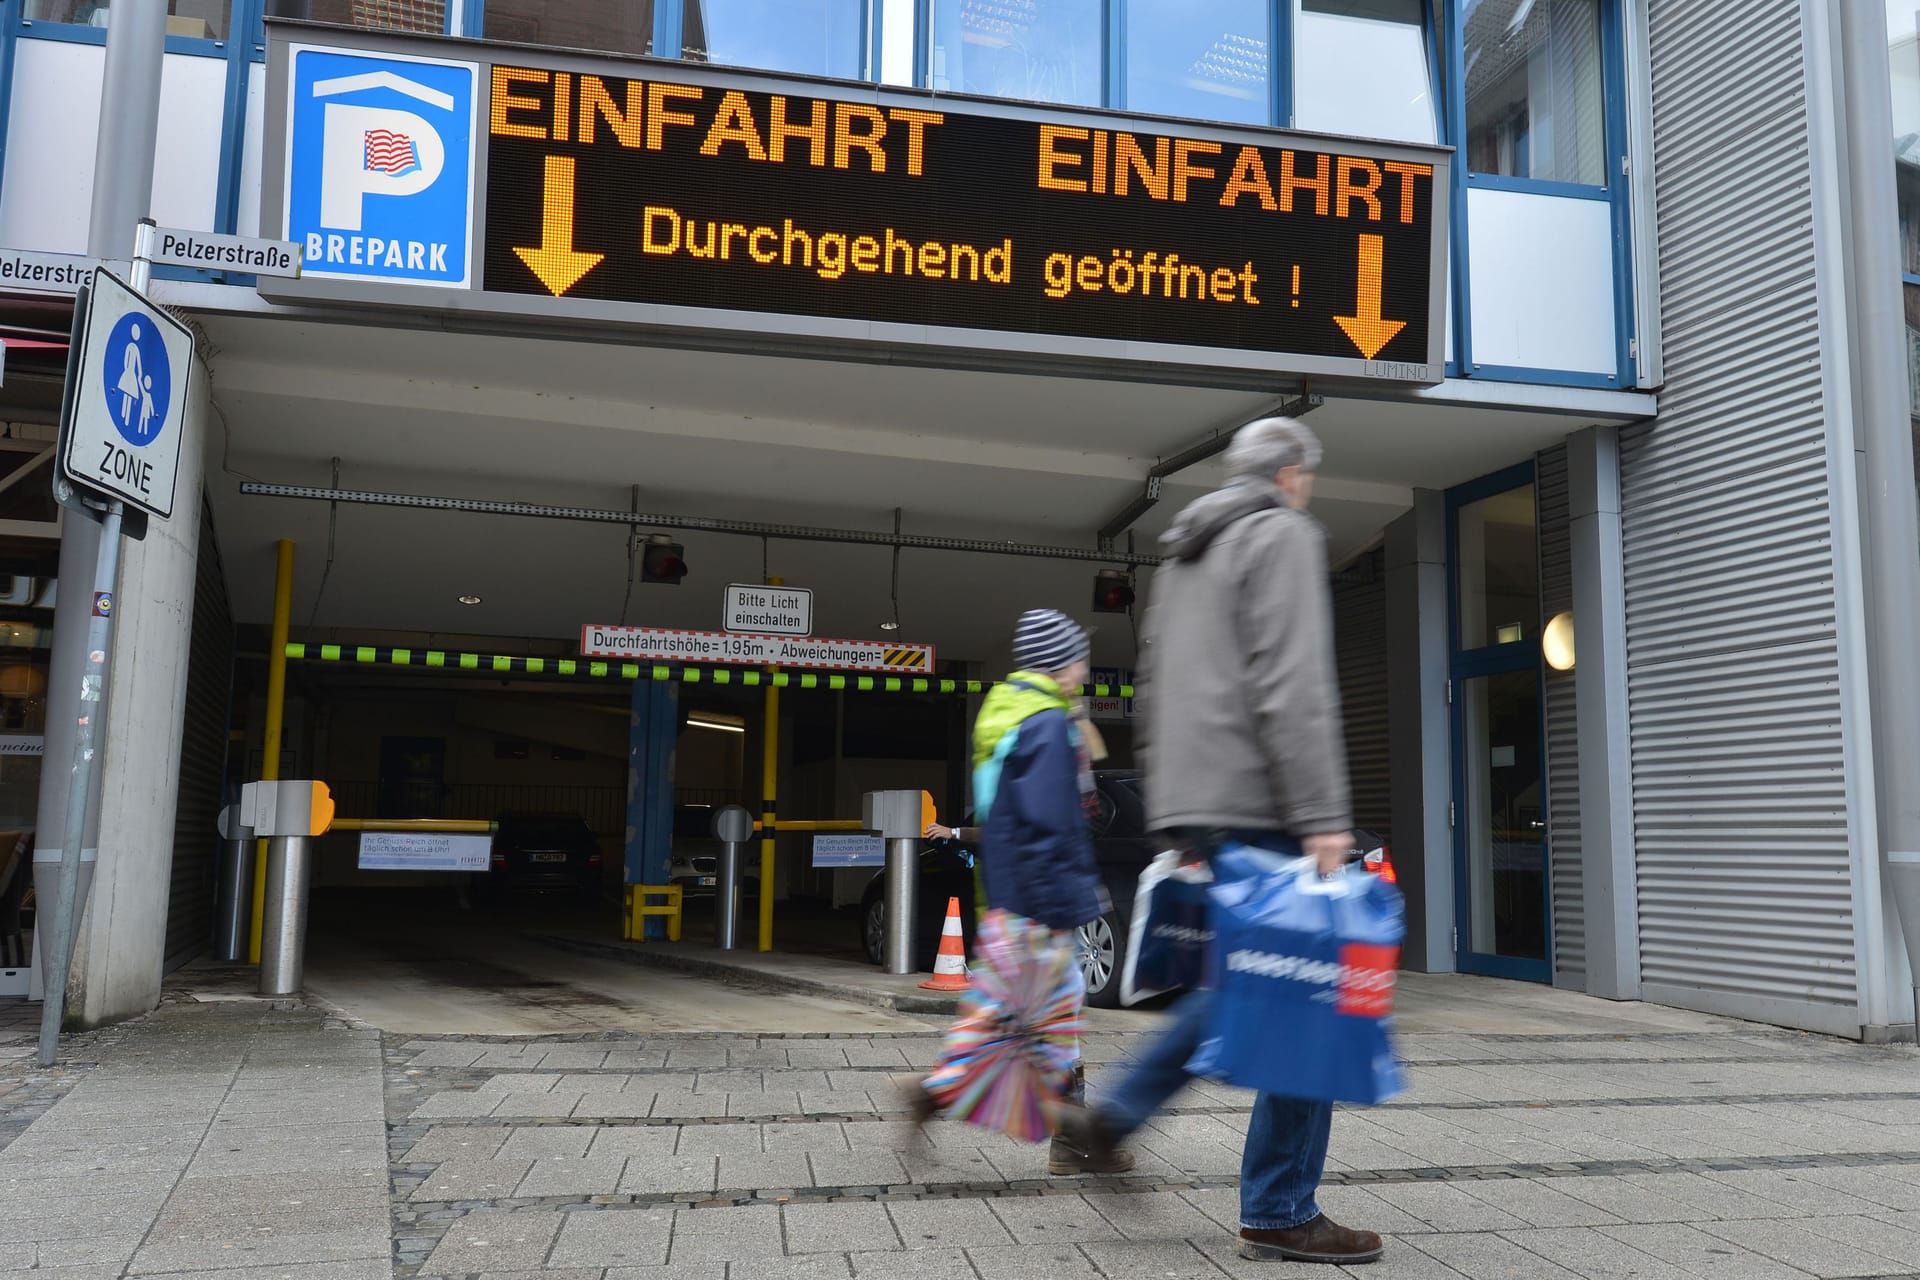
[1055,417,1382,1265]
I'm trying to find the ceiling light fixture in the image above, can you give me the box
[687,716,747,734]
[457,594,483,606]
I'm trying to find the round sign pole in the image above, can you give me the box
[36,223,155,1066]
[35,499,123,1067]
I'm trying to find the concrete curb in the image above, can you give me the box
[529,932,966,1016]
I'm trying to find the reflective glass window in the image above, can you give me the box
[483,1,656,56]
[1125,0,1270,126]
[266,1,446,33]
[1294,0,1437,143]
[30,1,229,38]
[684,0,867,80]
[1456,482,1538,651]
[1463,0,1605,185]
[930,0,1103,107]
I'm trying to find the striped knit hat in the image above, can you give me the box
[1012,609,1090,673]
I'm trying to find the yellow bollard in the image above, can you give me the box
[249,539,294,964]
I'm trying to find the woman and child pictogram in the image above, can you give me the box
[113,322,157,439]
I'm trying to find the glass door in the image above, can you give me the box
[1448,465,1551,981]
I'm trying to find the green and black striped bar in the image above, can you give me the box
[283,643,1137,699]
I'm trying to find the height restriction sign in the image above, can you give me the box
[58,267,193,520]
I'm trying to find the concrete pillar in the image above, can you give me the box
[1386,491,1453,972]
[65,360,209,1024]
[1568,427,1641,1001]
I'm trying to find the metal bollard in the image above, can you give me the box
[214,834,254,962]
[864,790,925,977]
[259,834,312,996]
[711,806,755,951]
[884,836,917,975]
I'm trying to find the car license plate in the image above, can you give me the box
[698,876,716,887]
[530,853,567,863]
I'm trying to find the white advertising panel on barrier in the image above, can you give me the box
[812,834,884,868]
[358,831,490,871]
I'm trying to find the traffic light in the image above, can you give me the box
[1092,569,1135,613]
[641,535,688,585]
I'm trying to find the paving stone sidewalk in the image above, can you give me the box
[4,990,1920,1279]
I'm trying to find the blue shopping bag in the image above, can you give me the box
[1119,851,1214,1005]
[1187,844,1406,1106]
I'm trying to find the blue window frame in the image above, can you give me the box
[1447,0,1636,388]
[1446,462,1552,983]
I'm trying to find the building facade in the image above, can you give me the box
[0,0,1914,1041]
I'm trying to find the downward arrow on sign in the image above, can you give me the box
[514,156,604,297]
[1334,233,1407,360]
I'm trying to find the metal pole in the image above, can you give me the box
[36,502,123,1066]
[251,540,295,963]
[85,7,165,260]
[258,834,312,996]
[214,833,253,962]
[32,0,163,1066]
[1836,0,1920,1025]
[716,837,741,950]
[883,836,916,975]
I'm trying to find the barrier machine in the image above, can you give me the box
[220,780,334,996]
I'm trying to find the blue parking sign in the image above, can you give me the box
[284,46,478,287]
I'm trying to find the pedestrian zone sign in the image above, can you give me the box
[59,268,193,520]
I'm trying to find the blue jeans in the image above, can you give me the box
[1102,831,1332,1231]
[1102,989,1333,1230]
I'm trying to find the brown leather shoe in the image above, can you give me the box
[1045,1101,1137,1175]
[1238,1215,1384,1264]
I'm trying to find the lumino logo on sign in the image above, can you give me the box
[284,47,479,286]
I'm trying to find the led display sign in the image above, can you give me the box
[265,27,1449,382]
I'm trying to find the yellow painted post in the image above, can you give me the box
[248,539,294,964]
[759,677,778,952]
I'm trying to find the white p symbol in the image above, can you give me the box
[309,69,455,231]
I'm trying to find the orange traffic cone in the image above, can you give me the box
[918,898,971,991]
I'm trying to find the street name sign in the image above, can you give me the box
[580,624,931,673]
[58,267,193,520]
[149,227,304,277]
[0,247,120,295]
[724,583,812,636]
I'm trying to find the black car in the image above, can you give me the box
[858,770,1392,1008]
[483,811,604,899]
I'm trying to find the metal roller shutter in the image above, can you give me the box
[1623,0,1856,1029]
[1333,548,1390,841]
[1536,445,1584,987]
[163,500,234,972]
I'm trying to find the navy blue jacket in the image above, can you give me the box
[978,706,1106,930]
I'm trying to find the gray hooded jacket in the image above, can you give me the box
[1136,477,1352,837]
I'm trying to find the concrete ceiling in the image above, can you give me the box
[188,309,1633,667]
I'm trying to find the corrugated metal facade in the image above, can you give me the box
[1334,548,1391,841]
[1623,0,1857,1026]
[163,501,234,972]
[1537,445,1584,986]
